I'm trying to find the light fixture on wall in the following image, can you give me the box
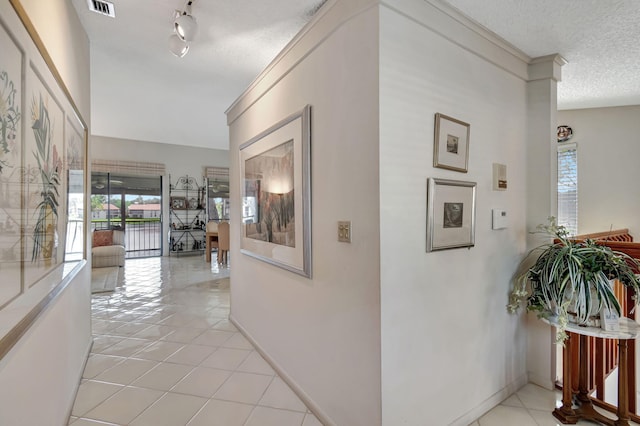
[168,0,197,58]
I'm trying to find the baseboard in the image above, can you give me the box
[229,314,337,426]
[527,372,555,390]
[65,336,93,423]
[448,373,529,426]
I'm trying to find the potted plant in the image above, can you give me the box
[507,217,640,342]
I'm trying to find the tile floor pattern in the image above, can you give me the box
[471,383,640,426]
[72,257,640,426]
[70,256,322,426]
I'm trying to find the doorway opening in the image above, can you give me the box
[91,172,163,258]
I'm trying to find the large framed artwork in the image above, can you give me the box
[426,178,476,252]
[240,105,312,277]
[433,113,470,172]
[0,0,88,360]
[0,10,23,309]
[23,63,66,287]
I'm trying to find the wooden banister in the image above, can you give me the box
[566,229,638,417]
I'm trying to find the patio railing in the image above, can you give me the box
[91,218,162,258]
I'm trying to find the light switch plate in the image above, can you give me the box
[493,163,507,191]
[338,221,352,243]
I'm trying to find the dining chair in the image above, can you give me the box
[205,221,219,263]
[217,221,230,264]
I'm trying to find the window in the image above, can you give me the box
[557,143,578,235]
[205,167,230,222]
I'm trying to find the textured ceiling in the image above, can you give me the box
[72,0,640,150]
[440,0,640,110]
[71,0,325,150]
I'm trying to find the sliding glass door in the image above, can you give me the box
[91,172,162,258]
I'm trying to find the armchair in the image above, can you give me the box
[92,229,125,268]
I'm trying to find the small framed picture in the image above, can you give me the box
[434,113,470,173]
[426,178,477,252]
[600,305,620,332]
[171,197,186,210]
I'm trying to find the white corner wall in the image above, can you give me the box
[226,1,381,425]
[558,105,640,236]
[0,0,92,424]
[379,1,530,424]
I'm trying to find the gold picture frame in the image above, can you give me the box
[434,113,470,173]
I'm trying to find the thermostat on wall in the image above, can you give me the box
[492,209,508,230]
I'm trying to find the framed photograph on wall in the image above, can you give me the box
[426,178,476,252]
[433,113,470,172]
[240,105,312,278]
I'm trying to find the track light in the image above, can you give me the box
[168,33,189,58]
[174,1,198,42]
[175,15,197,42]
[168,1,197,57]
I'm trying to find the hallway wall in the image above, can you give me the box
[379,1,530,424]
[227,1,381,425]
[228,0,558,424]
[0,0,92,424]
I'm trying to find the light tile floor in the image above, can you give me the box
[70,256,322,426]
[470,382,640,425]
[71,256,639,426]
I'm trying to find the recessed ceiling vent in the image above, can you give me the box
[87,0,115,18]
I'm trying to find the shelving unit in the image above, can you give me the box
[168,175,206,256]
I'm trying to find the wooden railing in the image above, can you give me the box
[566,229,639,418]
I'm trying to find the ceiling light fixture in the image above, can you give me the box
[168,33,189,57]
[168,1,197,57]
[174,1,198,42]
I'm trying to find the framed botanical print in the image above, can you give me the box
[0,0,88,360]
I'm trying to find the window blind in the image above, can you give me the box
[92,159,166,176]
[557,143,578,236]
[204,167,229,198]
[204,166,229,180]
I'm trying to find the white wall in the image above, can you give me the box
[91,135,229,255]
[226,1,381,425]
[0,267,91,425]
[379,1,530,424]
[0,0,92,424]
[226,0,561,424]
[558,105,640,236]
[18,0,90,119]
[91,135,229,180]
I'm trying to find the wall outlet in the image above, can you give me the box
[338,221,352,243]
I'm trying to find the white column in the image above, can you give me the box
[525,54,567,389]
